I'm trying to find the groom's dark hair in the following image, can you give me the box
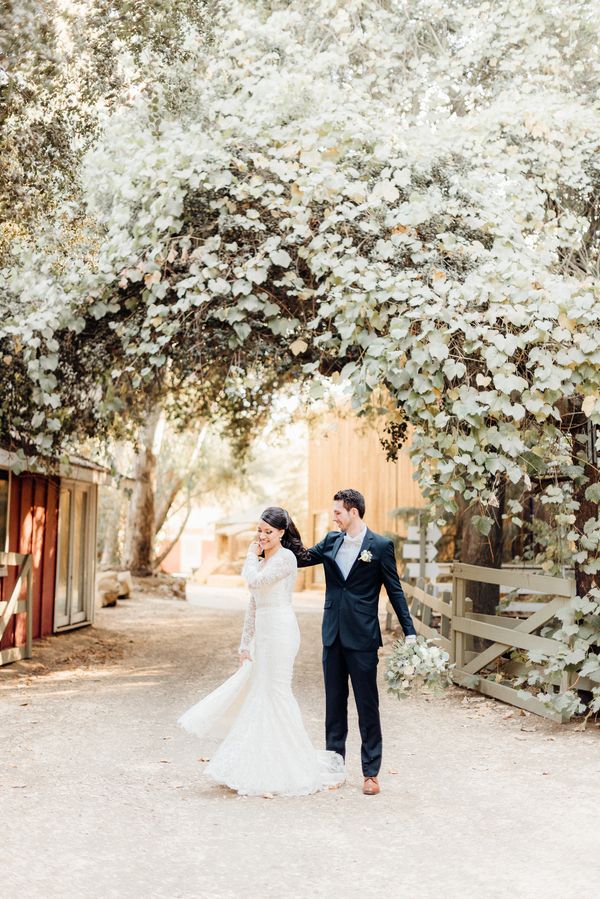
[333,489,365,519]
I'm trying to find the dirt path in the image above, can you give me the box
[1,588,599,899]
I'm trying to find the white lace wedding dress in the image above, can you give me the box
[178,546,345,796]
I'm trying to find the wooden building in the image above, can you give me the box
[0,451,105,666]
[306,413,424,586]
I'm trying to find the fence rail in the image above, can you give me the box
[402,579,451,653]
[399,561,578,723]
[0,552,33,667]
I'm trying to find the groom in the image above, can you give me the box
[299,488,416,795]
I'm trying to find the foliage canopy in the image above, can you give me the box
[2,0,600,713]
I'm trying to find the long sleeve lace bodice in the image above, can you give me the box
[239,548,297,652]
[242,548,297,601]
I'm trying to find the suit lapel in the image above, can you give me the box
[331,532,345,560]
[327,532,346,585]
[345,528,373,582]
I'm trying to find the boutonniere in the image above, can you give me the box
[359,550,373,563]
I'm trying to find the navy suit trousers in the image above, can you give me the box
[322,637,382,777]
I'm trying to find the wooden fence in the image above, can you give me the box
[401,562,581,723]
[0,552,33,667]
[402,579,452,654]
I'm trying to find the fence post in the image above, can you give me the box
[419,513,427,582]
[25,557,33,660]
[441,590,451,641]
[423,583,433,628]
[451,566,466,668]
[411,575,425,621]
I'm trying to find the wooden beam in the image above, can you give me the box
[0,646,27,666]
[0,551,28,567]
[0,554,33,667]
[25,562,33,659]
[469,612,522,629]
[452,576,467,667]
[0,581,21,635]
[451,562,574,597]
[462,597,566,676]
[453,615,568,656]
[401,580,452,617]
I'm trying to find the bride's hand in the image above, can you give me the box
[239,650,252,664]
[249,541,262,557]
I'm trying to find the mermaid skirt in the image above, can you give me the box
[178,606,345,796]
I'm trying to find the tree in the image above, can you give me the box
[2,0,600,715]
[0,1,214,255]
[123,402,161,575]
[96,417,245,573]
[98,440,130,569]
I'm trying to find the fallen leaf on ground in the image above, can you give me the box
[388,769,399,775]
[198,756,210,762]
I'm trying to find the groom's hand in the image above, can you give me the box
[405,635,417,644]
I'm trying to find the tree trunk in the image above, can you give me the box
[154,477,184,538]
[561,399,600,597]
[99,441,129,570]
[573,458,599,597]
[100,495,124,570]
[154,501,192,569]
[124,406,162,576]
[154,423,208,537]
[457,479,506,615]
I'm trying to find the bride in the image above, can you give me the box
[178,506,345,797]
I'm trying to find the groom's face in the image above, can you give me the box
[332,500,353,532]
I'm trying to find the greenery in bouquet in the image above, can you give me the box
[385,636,453,700]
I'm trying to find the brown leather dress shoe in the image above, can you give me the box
[363,776,380,795]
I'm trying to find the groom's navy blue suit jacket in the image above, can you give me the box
[298,528,416,651]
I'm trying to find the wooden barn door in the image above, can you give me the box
[55,481,96,630]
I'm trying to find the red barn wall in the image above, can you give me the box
[0,474,59,650]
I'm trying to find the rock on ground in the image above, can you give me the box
[1,587,599,899]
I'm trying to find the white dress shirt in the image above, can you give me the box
[335,526,367,580]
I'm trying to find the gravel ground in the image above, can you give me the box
[1,585,599,899]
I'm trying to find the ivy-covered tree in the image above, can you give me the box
[2,0,600,716]
[0,0,212,254]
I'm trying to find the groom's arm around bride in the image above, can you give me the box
[297,490,416,646]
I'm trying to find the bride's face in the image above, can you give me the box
[256,519,285,553]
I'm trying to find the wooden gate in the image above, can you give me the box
[401,562,578,723]
[0,552,33,666]
[450,563,575,722]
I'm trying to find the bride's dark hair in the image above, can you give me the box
[260,507,307,560]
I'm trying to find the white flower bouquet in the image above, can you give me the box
[384,635,453,699]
